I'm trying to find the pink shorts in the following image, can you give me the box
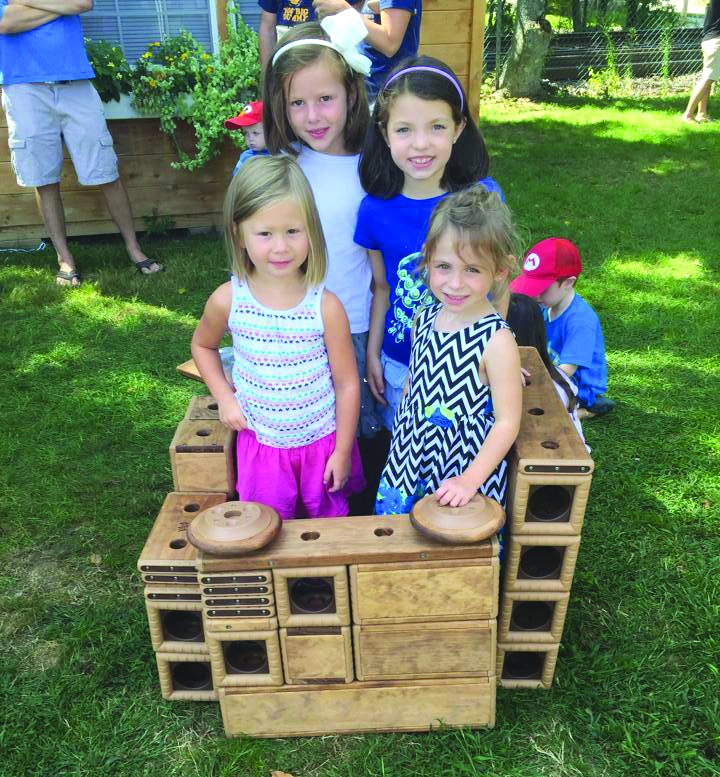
[235,430,365,520]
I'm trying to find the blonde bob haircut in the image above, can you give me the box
[223,155,327,287]
[420,185,521,301]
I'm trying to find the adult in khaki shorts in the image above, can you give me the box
[0,0,162,286]
[682,0,720,123]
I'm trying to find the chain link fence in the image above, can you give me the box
[484,23,703,83]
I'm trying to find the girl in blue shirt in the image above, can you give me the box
[354,55,504,429]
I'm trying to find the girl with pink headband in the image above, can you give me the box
[354,55,506,432]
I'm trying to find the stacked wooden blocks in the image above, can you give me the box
[142,404,501,736]
[141,349,594,735]
[497,347,594,688]
[137,396,237,701]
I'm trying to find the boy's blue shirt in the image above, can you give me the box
[544,292,608,407]
[231,148,270,177]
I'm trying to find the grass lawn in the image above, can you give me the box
[1,92,719,777]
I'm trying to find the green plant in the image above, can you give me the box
[174,4,260,170]
[130,30,212,138]
[84,38,133,103]
[129,5,260,170]
[143,213,176,236]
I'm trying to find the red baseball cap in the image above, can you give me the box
[509,238,583,297]
[224,101,263,130]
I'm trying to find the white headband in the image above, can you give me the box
[271,9,372,77]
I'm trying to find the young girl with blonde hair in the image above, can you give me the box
[192,156,364,519]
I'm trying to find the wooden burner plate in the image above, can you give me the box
[187,501,281,556]
[410,494,505,544]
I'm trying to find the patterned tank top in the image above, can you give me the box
[228,276,336,448]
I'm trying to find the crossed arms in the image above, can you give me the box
[0,0,92,35]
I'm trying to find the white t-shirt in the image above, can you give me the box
[296,147,372,334]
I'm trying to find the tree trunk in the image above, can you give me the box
[498,0,553,97]
[571,0,584,31]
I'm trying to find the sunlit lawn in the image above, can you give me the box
[1,92,718,776]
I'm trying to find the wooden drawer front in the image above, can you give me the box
[219,678,496,737]
[280,627,353,684]
[273,566,350,627]
[350,559,498,624]
[146,598,206,654]
[207,630,283,688]
[507,471,592,536]
[354,620,495,680]
[156,652,217,702]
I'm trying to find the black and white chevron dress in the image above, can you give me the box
[375,303,509,515]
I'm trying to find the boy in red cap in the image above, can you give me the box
[224,101,269,176]
[509,238,614,418]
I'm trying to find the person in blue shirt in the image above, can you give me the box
[312,0,421,98]
[224,101,270,177]
[510,238,615,418]
[0,0,162,286]
[258,0,317,69]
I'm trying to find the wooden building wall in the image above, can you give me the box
[0,0,485,245]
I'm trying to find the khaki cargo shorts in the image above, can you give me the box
[1,79,118,188]
[702,36,720,81]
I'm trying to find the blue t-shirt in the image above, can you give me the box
[231,148,270,177]
[353,177,503,366]
[258,0,315,26]
[0,2,93,85]
[362,0,422,97]
[544,293,608,407]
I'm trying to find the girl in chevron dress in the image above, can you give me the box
[192,156,364,520]
[375,187,522,514]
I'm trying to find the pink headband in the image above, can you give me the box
[381,66,465,112]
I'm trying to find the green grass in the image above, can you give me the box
[1,93,719,777]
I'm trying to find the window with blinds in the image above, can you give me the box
[81,0,237,62]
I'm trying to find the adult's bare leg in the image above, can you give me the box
[35,183,80,286]
[696,80,713,121]
[100,177,163,272]
[682,74,712,122]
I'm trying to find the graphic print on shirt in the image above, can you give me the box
[388,252,432,344]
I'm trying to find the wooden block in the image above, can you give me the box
[498,591,570,644]
[219,677,496,737]
[198,571,273,588]
[184,395,220,421]
[203,614,279,633]
[146,597,206,654]
[503,534,581,593]
[198,569,277,630]
[203,602,277,628]
[507,470,592,536]
[514,347,594,476]
[206,629,283,688]
[350,558,499,624]
[497,642,560,689]
[273,566,350,627]
[169,418,235,495]
[176,358,204,383]
[197,514,497,572]
[353,620,495,680]
[156,652,217,701]
[137,492,227,577]
[280,626,354,684]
